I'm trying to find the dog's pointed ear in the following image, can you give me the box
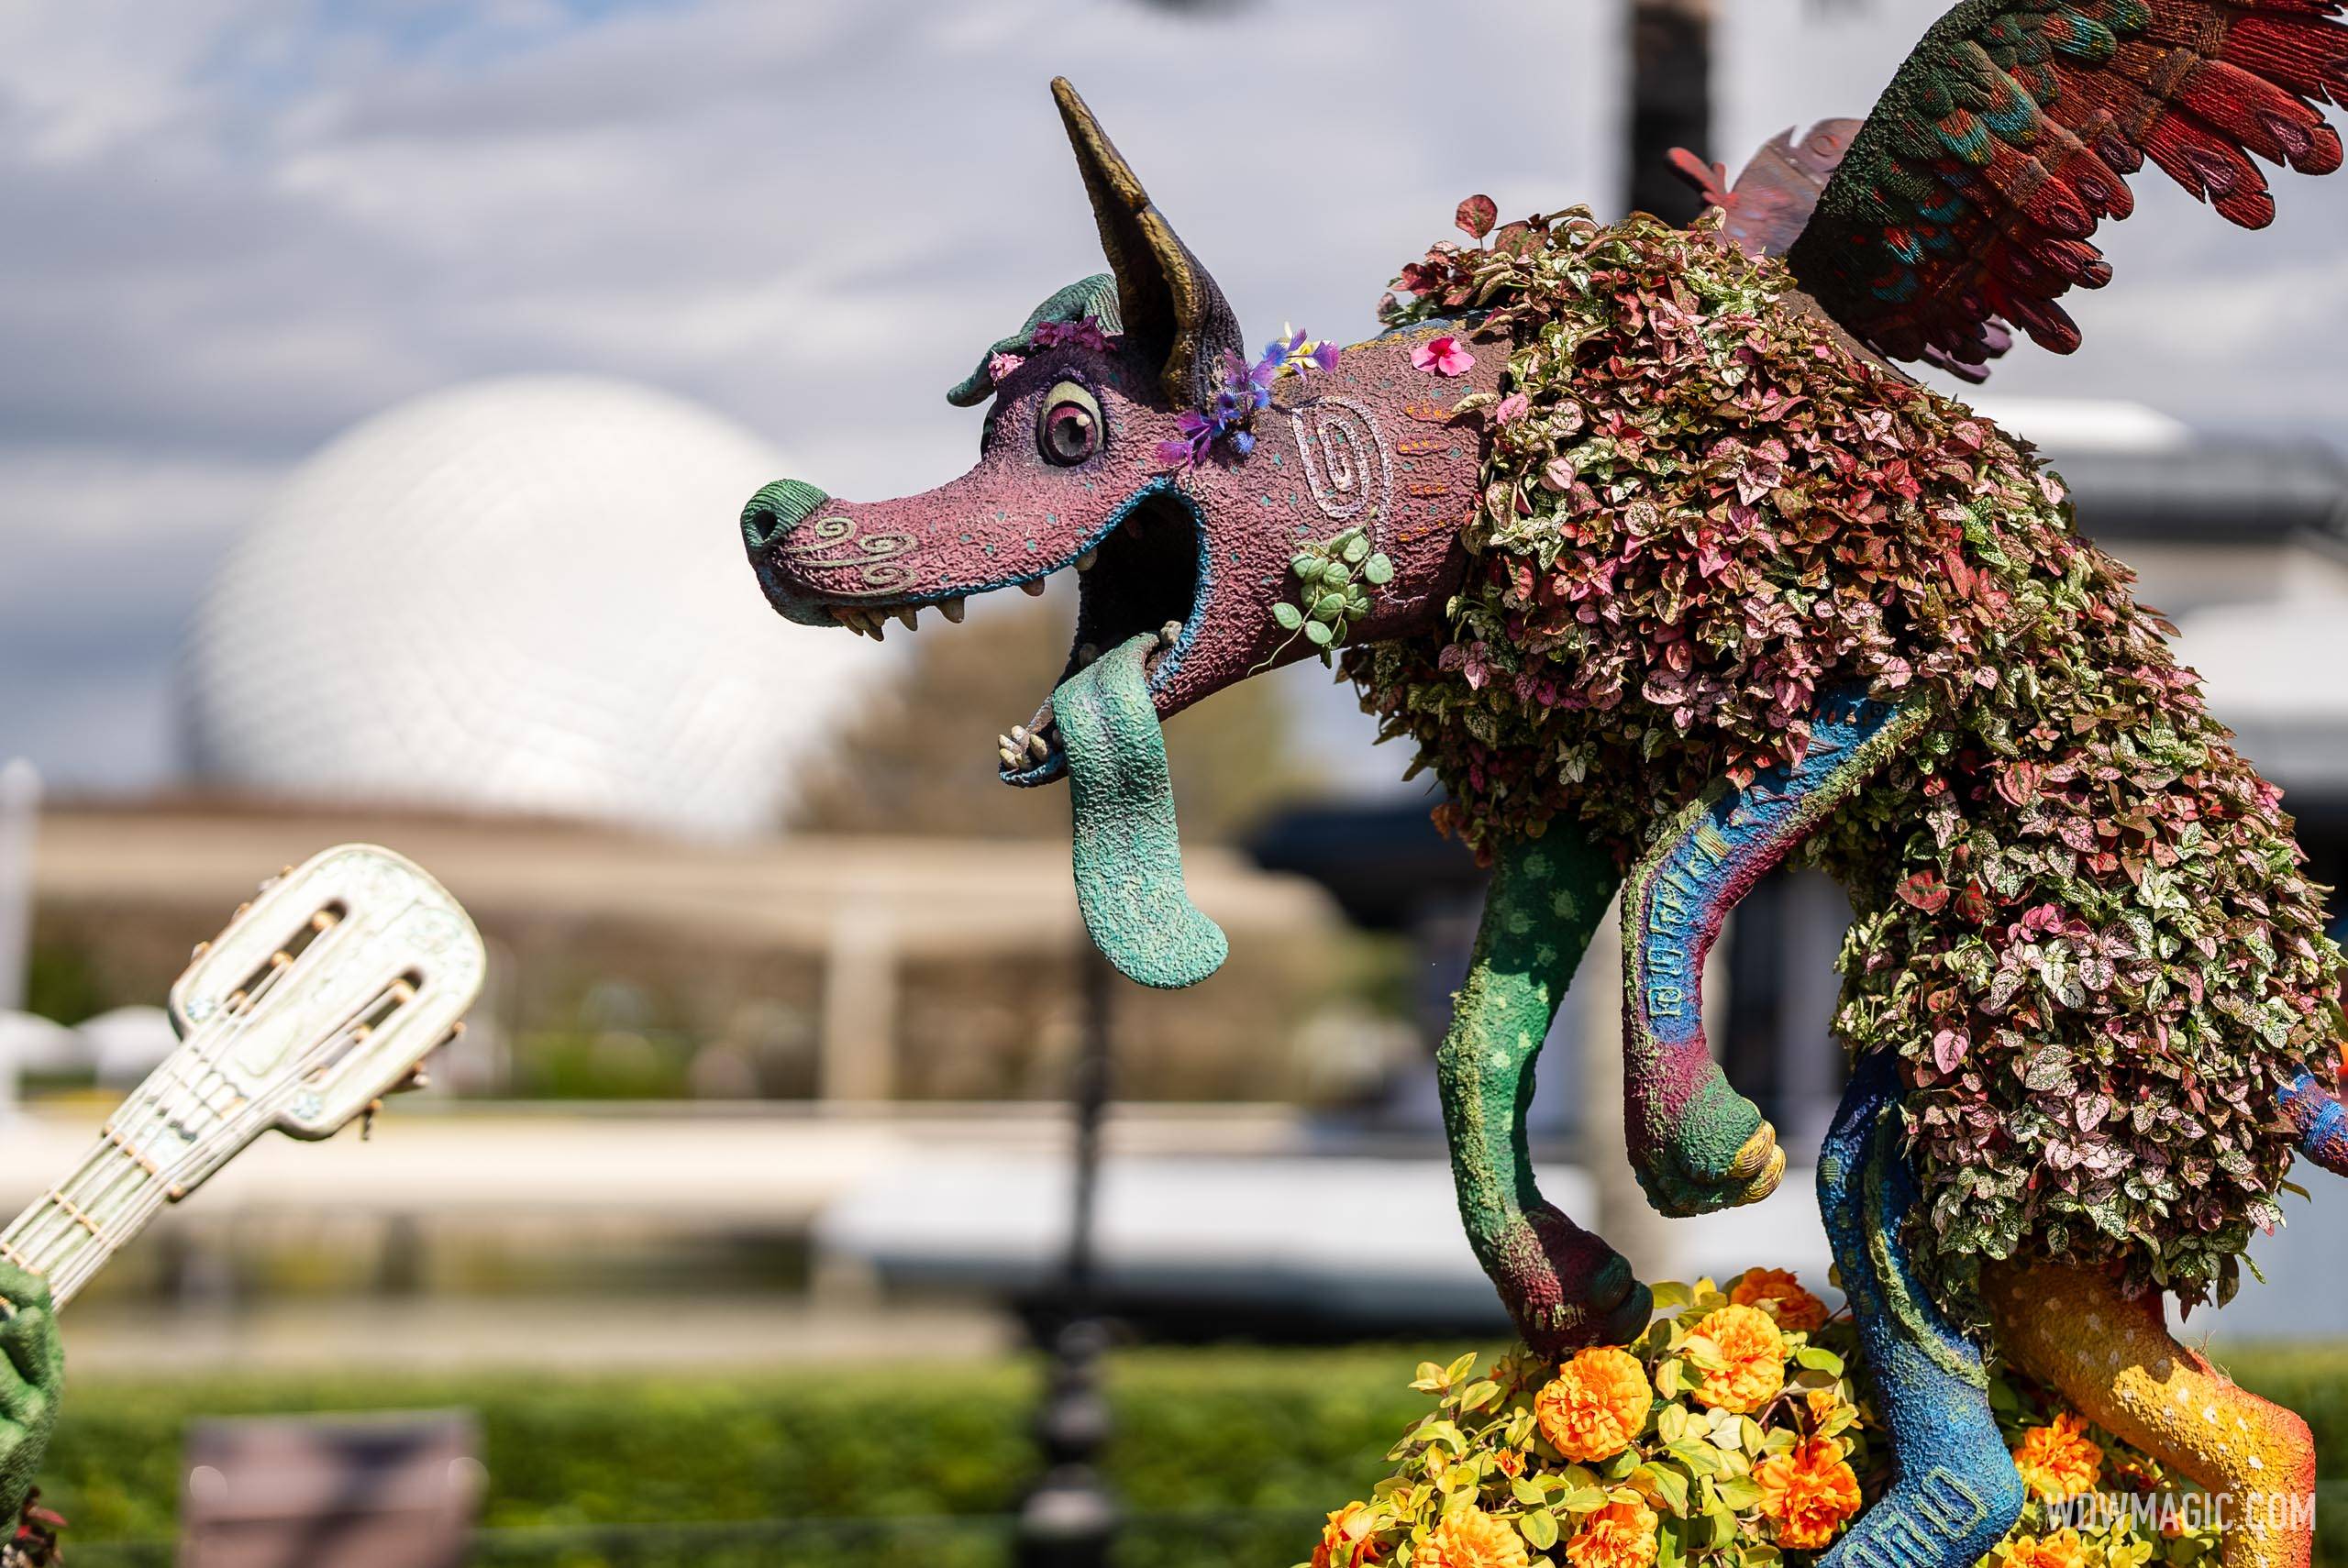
[1053,77,1242,410]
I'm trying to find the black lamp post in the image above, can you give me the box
[1013,946,1119,1568]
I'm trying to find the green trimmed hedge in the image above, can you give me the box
[31,1344,2348,1566]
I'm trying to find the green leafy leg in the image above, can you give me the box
[1438,827,1652,1357]
[0,1263,61,1527]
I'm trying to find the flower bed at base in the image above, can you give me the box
[1306,1270,2222,1568]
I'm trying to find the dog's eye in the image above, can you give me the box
[1037,381,1102,467]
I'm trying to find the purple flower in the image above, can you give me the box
[1154,320,1334,472]
[987,351,1025,385]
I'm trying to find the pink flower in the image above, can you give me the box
[1412,334,1475,377]
[1032,316,1110,352]
[1494,392,1530,424]
[987,351,1025,385]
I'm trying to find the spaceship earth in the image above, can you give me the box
[181,375,880,839]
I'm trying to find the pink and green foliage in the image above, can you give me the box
[1348,207,2347,1318]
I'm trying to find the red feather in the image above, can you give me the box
[1788,0,2348,370]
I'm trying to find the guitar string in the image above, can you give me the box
[17,1001,384,1301]
[0,887,333,1280]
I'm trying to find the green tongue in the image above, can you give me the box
[1057,632,1229,989]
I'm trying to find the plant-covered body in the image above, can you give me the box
[1353,211,2343,1320]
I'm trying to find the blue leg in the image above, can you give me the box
[1818,1051,2022,1568]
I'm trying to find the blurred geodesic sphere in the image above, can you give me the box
[181,376,876,839]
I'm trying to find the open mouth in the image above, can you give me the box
[823,483,1203,788]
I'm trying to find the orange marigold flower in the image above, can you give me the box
[1688,1303,1787,1414]
[1731,1267,1829,1332]
[1419,1505,1529,1568]
[2012,1412,2103,1502]
[1805,1389,1840,1427]
[2003,1529,2091,1568]
[1535,1345,1654,1461]
[1755,1435,1863,1550]
[1312,1501,1383,1568]
[1565,1497,1659,1568]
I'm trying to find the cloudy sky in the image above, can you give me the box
[6,0,2348,793]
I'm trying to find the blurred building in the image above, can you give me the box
[178,375,876,841]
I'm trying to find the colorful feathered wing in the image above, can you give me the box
[1786,0,2348,380]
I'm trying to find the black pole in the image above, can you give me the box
[1013,947,1118,1568]
[1625,0,1713,225]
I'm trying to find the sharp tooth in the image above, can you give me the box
[896,608,919,632]
[1020,579,1048,598]
[940,598,966,624]
[1076,549,1098,572]
[829,607,858,627]
[1159,622,1182,646]
[1027,733,1051,761]
[869,618,886,641]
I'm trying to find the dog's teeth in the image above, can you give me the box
[1076,549,1098,572]
[896,608,919,632]
[1027,733,1051,761]
[1021,580,1047,598]
[1159,622,1182,646]
[940,598,966,624]
[829,607,858,626]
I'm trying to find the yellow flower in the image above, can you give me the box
[1731,1267,1829,1332]
[1535,1345,1655,1462]
[1565,1497,1659,1568]
[2002,1529,2092,1568]
[2013,1412,2104,1502]
[1688,1303,1787,1414]
[1755,1435,1863,1550]
[1419,1504,1530,1568]
[1312,1501,1383,1568]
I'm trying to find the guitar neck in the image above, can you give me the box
[0,844,484,1312]
[0,1020,276,1308]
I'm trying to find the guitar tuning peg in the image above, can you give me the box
[361,1099,382,1140]
[189,940,210,962]
[389,1065,429,1095]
